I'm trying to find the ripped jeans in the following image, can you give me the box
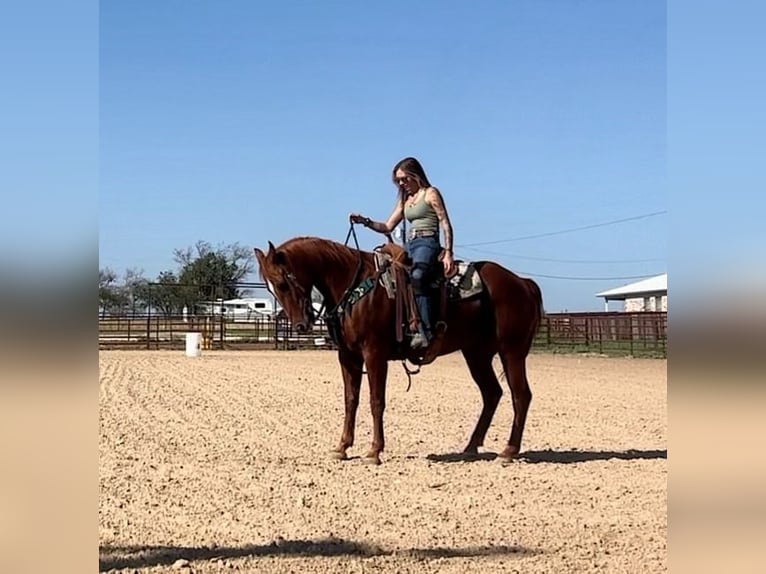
[405,236,441,339]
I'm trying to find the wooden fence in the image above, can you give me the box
[99,311,666,358]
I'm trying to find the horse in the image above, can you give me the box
[254,234,543,465]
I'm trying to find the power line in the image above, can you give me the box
[513,271,664,281]
[457,245,665,264]
[451,249,665,281]
[457,210,667,247]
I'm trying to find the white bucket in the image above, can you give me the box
[185,332,202,357]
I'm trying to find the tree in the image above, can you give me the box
[99,267,128,317]
[123,268,150,316]
[149,270,184,317]
[97,240,255,318]
[174,241,254,306]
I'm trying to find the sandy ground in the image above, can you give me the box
[99,350,666,573]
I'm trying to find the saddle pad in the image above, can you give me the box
[373,245,484,301]
[448,261,484,300]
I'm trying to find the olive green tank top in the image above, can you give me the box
[403,190,439,234]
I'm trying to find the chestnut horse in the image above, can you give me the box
[254,235,543,465]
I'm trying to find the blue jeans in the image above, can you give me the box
[405,236,440,338]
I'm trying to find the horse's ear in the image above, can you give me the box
[265,241,287,265]
[254,247,266,266]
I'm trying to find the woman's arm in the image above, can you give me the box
[425,186,456,275]
[350,202,403,234]
[425,187,453,254]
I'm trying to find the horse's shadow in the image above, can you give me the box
[425,452,499,463]
[426,448,666,464]
[99,539,537,571]
[99,540,376,571]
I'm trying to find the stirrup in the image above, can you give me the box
[410,332,429,350]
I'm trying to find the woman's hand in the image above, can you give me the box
[442,250,456,276]
[349,213,369,226]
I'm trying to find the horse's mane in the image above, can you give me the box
[278,236,374,271]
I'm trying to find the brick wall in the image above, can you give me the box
[624,295,667,312]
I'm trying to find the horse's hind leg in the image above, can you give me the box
[461,347,503,454]
[498,352,532,461]
[331,349,363,460]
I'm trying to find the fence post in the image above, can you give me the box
[146,306,151,350]
[598,318,603,354]
[630,313,636,357]
[545,316,551,348]
[219,311,224,350]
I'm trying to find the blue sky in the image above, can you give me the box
[99,0,666,312]
[1,2,97,271]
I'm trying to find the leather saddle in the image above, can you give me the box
[373,243,475,360]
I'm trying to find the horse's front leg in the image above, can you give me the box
[331,349,363,461]
[363,351,388,465]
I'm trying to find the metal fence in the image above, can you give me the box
[99,311,666,358]
[98,313,336,351]
[535,311,667,358]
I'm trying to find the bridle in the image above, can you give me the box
[288,271,317,326]
[266,226,365,333]
[268,269,317,328]
[321,223,366,344]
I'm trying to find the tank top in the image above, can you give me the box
[403,189,439,234]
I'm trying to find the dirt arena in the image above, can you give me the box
[99,350,666,573]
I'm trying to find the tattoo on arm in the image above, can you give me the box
[428,188,453,252]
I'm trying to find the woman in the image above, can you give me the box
[350,157,455,349]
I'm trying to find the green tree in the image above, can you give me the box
[98,241,254,318]
[174,241,254,307]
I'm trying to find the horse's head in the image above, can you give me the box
[254,241,315,333]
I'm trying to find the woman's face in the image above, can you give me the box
[394,169,420,195]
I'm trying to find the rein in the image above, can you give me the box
[322,223,365,344]
[324,221,421,392]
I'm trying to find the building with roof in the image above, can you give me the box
[595,273,667,312]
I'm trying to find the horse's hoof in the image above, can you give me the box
[363,455,381,466]
[498,446,520,463]
[329,449,348,461]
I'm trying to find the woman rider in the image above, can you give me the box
[350,157,456,349]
